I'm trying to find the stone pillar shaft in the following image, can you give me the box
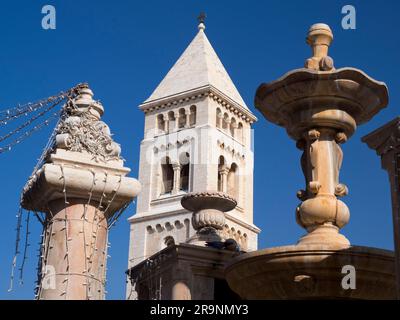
[185,111,190,128]
[220,168,229,193]
[174,112,180,131]
[39,198,107,300]
[217,114,223,128]
[172,164,181,194]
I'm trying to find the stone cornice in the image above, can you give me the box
[128,207,261,234]
[362,117,400,157]
[127,243,238,281]
[22,162,141,215]
[139,84,258,124]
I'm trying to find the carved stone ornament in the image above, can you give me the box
[181,191,237,244]
[56,114,121,162]
[255,23,388,246]
[55,88,121,162]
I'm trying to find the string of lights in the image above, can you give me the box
[8,206,23,292]
[19,211,31,285]
[0,110,62,154]
[6,83,130,299]
[0,95,63,124]
[0,97,64,143]
[0,83,87,155]
[7,84,86,294]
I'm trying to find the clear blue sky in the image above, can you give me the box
[0,0,399,300]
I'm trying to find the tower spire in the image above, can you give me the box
[197,12,206,31]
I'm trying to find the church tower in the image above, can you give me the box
[127,18,260,291]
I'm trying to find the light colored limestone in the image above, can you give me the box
[225,22,393,300]
[181,191,237,245]
[22,85,141,300]
[145,23,248,109]
[254,23,388,246]
[127,21,260,299]
[225,244,396,299]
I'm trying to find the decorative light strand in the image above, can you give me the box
[0,97,64,143]
[8,207,23,292]
[19,211,31,285]
[0,110,62,154]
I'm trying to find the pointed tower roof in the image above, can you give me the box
[144,21,249,110]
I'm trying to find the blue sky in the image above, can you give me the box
[0,0,399,299]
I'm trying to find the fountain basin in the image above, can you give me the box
[225,244,395,299]
[255,68,388,140]
[181,191,237,212]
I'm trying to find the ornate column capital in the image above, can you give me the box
[22,86,141,214]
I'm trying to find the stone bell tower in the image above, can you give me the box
[127,18,260,296]
[22,85,141,300]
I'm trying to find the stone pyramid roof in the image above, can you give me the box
[145,25,248,109]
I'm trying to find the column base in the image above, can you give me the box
[297,224,350,247]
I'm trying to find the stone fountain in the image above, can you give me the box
[181,191,237,245]
[225,24,396,299]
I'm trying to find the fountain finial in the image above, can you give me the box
[305,23,334,71]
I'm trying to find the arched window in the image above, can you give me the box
[168,111,175,133]
[222,113,229,131]
[180,152,190,191]
[227,163,239,200]
[157,114,165,134]
[178,108,186,129]
[164,236,175,247]
[216,108,222,128]
[237,122,243,142]
[218,156,226,192]
[230,118,236,137]
[189,105,196,126]
[161,157,174,194]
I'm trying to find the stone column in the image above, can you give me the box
[185,110,190,128]
[224,118,231,133]
[22,85,141,300]
[219,167,229,193]
[165,117,170,134]
[40,198,108,300]
[231,122,238,138]
[362,117,400,299]
[217,113,223,128]
[174,111,180,131]
[172,163,181,194]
